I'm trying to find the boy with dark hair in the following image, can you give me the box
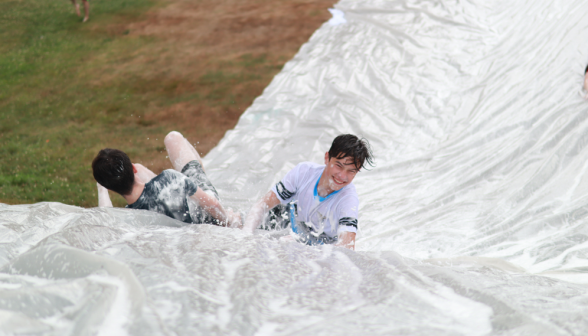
[93,131,241,227]
[92,148,135,196]
[243,134,373,250]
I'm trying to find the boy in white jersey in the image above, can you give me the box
[243,134,373,250]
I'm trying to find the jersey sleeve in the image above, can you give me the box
[271,163,307,204]
[336,195,359,235]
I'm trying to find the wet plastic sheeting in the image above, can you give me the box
[3,0,588,334]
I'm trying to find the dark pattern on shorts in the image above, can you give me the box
[181,160,219,199]
[181,160,220,225]
[292,219,338,245]
[261,203,290,231]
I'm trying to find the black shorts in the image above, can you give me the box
[181,160,219,200]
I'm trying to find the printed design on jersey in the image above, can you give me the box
[339,217,358,228]
[275,181,294,200]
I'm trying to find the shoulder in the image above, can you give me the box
[161,169,183,177]
[146,169,179,182]
[290,161,324,177]
[331,184,359,218]
[282,162,324,186]
[297,161,323,170]
[141,169,173,185]
[145,170,190,190]
[161,169,197,193]
[336,184,359,204]
[156,169,187,182]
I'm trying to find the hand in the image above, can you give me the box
[97,183,113,207]
[243,191,281,231]
[225,208,243,228]
[335,231,356,250]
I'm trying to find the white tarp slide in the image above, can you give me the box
[2,0,588,334]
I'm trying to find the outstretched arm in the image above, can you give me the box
[243,191,281,232]
[97,183,113,207]
[190,188,241,227]
[336,232,356,250]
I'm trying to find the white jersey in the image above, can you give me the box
[271,162,359,238]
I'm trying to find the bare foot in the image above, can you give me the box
[75,4,81,16]
[83,16,89,23]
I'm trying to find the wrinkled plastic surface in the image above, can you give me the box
[3,0,588,334]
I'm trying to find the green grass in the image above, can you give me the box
[0,0,164,207]
[0,0,291,207]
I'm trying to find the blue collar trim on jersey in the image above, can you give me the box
[314,174,342,202]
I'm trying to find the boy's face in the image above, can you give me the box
[323,152,359,191]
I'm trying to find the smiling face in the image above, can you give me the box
[320,152,359,194]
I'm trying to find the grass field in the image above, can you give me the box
[0,0,334,207]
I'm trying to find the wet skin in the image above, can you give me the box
[317,153,359,197]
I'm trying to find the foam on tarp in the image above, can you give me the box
[3,0,588,334]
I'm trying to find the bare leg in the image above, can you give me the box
[133,163,157,183]
[71,0,81,17]
[82,0,89,22]
[164,131,204,172]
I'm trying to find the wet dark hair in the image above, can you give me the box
[585,64,588,74]
[328,134,374,171]
[92,148,135,196]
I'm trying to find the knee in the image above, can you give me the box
[164,131,184,147]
